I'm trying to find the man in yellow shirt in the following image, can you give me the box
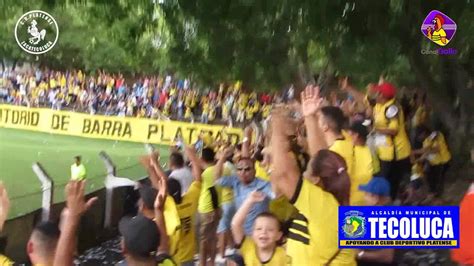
[26,221,60,266]
[372,82,411,199]
[70,156,87,181]
[412,126,451,197]
[196,148,220,266]
[318,106,354,176]
[166,178,201,265]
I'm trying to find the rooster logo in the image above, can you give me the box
[28,20,47,45]
[421,10,457,47]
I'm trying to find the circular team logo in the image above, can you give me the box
[15,10,59,55]
[342,211,366,238]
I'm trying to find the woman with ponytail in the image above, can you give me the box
[270,96,356,266]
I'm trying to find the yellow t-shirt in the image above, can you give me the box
[255,161,269,181]
[169,181,201,263]
[246,106,255,120]
[170,88,177,97]
[164,196,181,236]
[262,105,271,118]
[202,133,213,148]
[29,77,36,89]
[202,103,210,115]
[329,137,354,177]
[73,85,81,96]
[412,162,424,178]
[222,104,229,117]
[431,28,448,46]
[209,108,216,121]
[239,237,289,266]
[351,146,374,205]
[269,196,298,223]
[184,107,192,119]
[373,99,411,161]
[423,132,451,165]
[0,255,13,265]
[49,78,57,88]
[71,163,87,180]
[77,70,84,82]
[198,165,218,213]
[60,75,66,88]
[287,178,356,266]
[412,105,427,128]
[219,165,234,204]
[185,95,192,107]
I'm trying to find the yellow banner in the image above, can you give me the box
[0,105,242,145]
[339,240,457,247]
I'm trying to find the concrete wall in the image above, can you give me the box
[0,186,138,264]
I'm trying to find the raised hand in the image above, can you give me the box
[248,190,266,203]
[151,150,160,163]
[378,75,385,85]
[0,183,10,231]
[300,85,323,117]
[65,181,98,218]
[223,146,234,159]
[244,126,253,138]
[184,145,196,159]
[270,107,290,137]
[154,175,167,212]
[149,152,160,169]
[339,76,351,91]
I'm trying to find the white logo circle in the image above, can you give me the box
[14,10,59,55]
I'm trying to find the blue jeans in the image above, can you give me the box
[217,202,235,233]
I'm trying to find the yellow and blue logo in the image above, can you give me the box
[339,206,459,248]
[342,211,366,238]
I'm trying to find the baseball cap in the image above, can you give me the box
[348,122,369,139]
[374,82,397,99]
[359,177,391,197]
[119,214,160,258]
[139,185,157,210]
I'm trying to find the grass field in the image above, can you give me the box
[0,127,169,218]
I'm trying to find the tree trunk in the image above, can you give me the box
[11,59,18,71]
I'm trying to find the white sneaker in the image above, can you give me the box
[225,248,236,256]
[215,254,226,264]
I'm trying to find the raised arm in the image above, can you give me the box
[300,85,328,156]
[241,126,253,158]
[213,147,234,181]
[54,181,97,266]
[269,109,301,200]
[185,146,202,182]
[185,145,206,169]
[231,191,266,244]
[154,174,169,253]
[150,152,168,182]
[340,77,366,107]
[139,151,167,190]
[0,183,10,232]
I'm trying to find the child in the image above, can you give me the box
[231,191,288,266]
[347,122,377,205]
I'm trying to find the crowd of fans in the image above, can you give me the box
[0,69,278,125]
[0,75,473,266]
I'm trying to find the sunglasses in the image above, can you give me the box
[237,167,252,172]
